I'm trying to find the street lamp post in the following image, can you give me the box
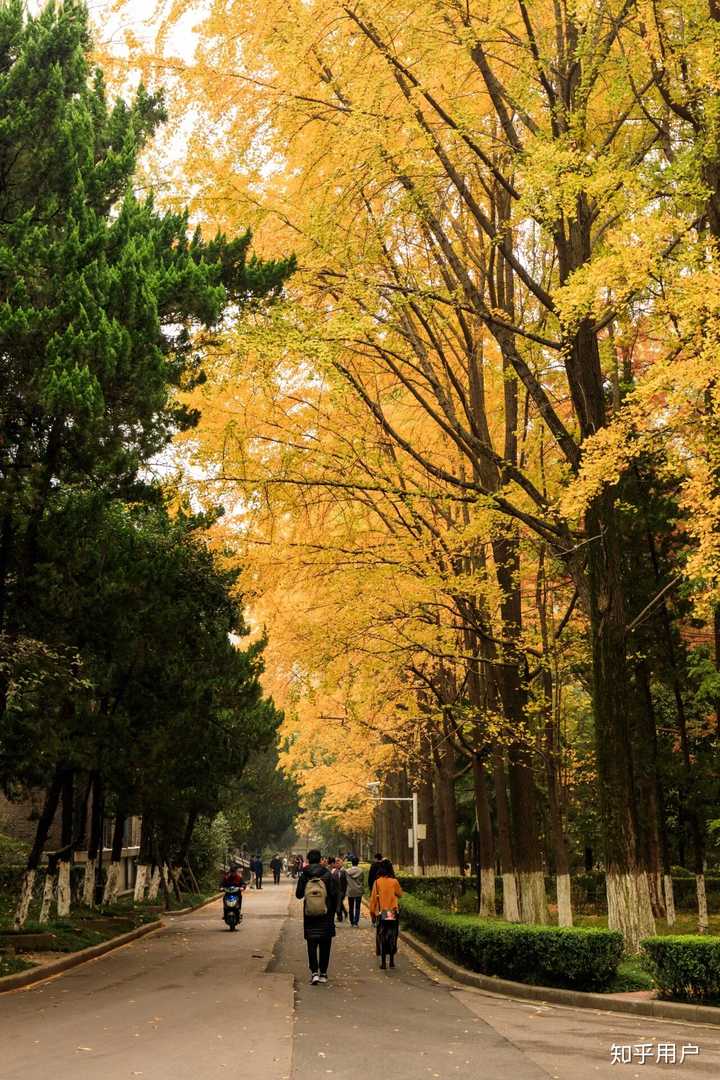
[367,783,420,876]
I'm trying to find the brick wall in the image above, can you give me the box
[0,791,62,850]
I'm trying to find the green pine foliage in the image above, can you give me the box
[0,0,294,884]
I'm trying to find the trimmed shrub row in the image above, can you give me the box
[400,894,624,991]
[397,873,720,914]
[642,936,720,1003]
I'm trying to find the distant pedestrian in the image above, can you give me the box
[367,852,384,896]
[296,848,339,985]
[369,859,402,969]
[253,854,263,889]
[270,854,283,884]
[328,856,348,922]
[345,856,364,926]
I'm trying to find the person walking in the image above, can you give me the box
[270,854,283,884]
[295,849,338,985]
[253,854,264,890]
[330,856,348,922]
[345,856,364,926]
[367,852,384,896]
[369,859,402,969]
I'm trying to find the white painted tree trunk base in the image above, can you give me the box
[479,867,496,917]
[606,870,655,953]
[663,873,676,927]
[102,861,122,906]
[134,863,150,903]
[146,867,161,901]
[518,870,549,924]
[556,872,574,927]
[13,870,36,930]
[39,871,57,924]
[502,872,521,922]
[56,861,71,917]
[82,858,97,907]
[697,873,709,934]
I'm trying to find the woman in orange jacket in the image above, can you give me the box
[369,859,403,969]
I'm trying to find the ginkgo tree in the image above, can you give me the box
[104,0,720,950]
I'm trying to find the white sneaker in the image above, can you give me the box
[311,973,320,985]
[318,974,328,984]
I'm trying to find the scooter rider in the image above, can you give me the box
[221,862,247,918]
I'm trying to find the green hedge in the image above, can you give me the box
[397,872,720,914]
[642,936,720,1002]
[401,894,624,991]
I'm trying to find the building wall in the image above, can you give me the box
[0,791,62,851]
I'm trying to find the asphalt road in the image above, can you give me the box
[2,879,720,1080]
[0,883,294,1079]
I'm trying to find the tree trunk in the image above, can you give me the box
[176,809,199,869]
[697,870,709,935]
[83,772,103,907]
[494,535,547,924]
[134,815,154,902]
[39,852,59,924]
[13,768,64,929]
[537,551,573,926]
[493,750,520,922]
[472,755,497,916]
[146,865,161,901]
[56,769,74,918]
[72,771,93,905]
[632,660,665,918]
[508,744,548,924]
[663,874,676,928]
[437,746,460,873]
[432,764,448,871]
[587,493,655,951]
[102,809,126,906]
[417,774,437,872]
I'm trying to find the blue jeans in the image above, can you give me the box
[348,896,361,925]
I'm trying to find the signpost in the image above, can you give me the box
[369,784,421,875]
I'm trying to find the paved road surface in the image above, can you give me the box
[0,884,293,1079]
[2,879,720,1079]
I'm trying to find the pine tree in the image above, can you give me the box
[0,0,293,640]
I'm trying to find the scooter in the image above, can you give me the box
[223,886,242,931]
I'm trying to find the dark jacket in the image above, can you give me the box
[333,866,348,897]
[296,864,338,940]
[367,860,383,893]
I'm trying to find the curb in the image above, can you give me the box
[0,919,163,994]
[400,929,720,1027]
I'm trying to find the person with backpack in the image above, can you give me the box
[344,856,364,926]
[270,854,283,884]
[295,848,339,985]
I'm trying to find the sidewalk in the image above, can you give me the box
[270,904,548,1080]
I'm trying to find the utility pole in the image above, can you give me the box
[367,782,420,876]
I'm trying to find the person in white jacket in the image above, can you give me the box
[344,856,365,926]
